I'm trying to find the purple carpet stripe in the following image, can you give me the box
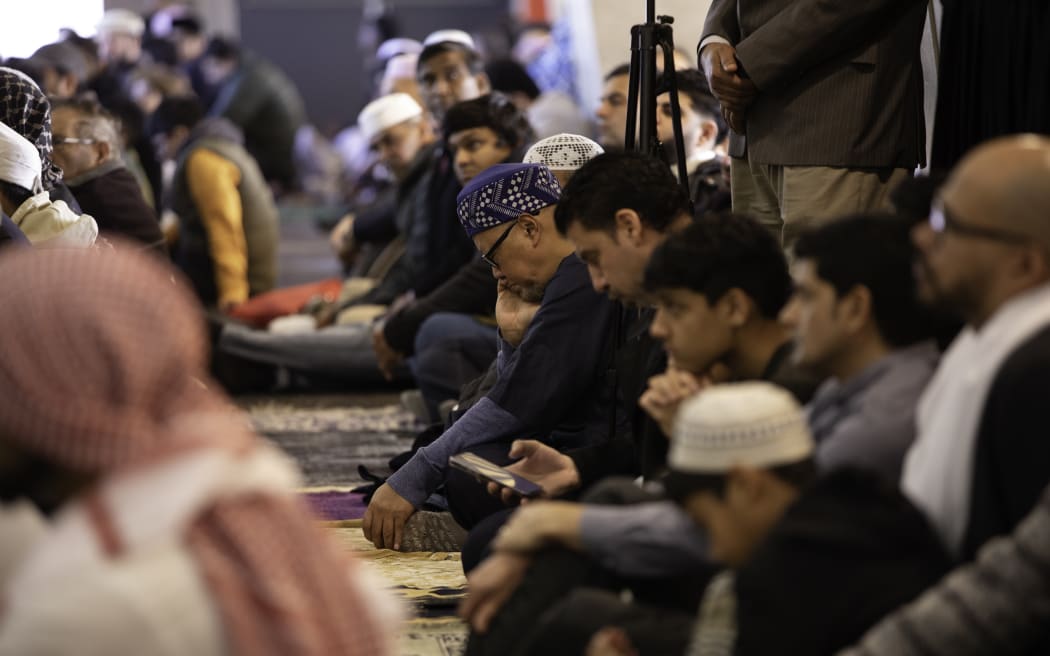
[303,490,368,521]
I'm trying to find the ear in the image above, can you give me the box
[95,140,112,165]
[613,209,644,246]
[698,119,719,149]
[719,287,753,328]
[476,73,491,95]
[839,285,872,334]
[778,293,799,327]
[518,214,542,247]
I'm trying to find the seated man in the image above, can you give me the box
[655,68,729,214]
[651,382,948,656]
[781,214,941,482]
[379,132,605,421]
[0,66,82,210]
[148,96,278,310]
[371,93,539,406]
[217,91,436,386]
[0,121,97,248]
[199,37,306,190]
[50,96,165,251]
[902,135,1050,563]
[461,213,819,656]
[0,246,399,655]
[363,162,619,550]
[219,93,529,391]
[595,65,631,151]
[841,480,1050,656]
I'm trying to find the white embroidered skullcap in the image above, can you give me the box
[357,93,423,143]
[524,134,605,171]
[0,121,43,194]
[422,29,476,51]
[383,53,419,82]
[376,38,423,62]
[669,382,814,475]
[97,9,146,37]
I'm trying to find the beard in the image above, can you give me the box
[505,280,546,304]
[914,257,977,323]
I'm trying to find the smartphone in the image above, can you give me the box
[448,452,543,498]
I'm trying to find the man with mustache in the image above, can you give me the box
[902,134,1050,565]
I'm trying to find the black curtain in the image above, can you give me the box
[931,0,1050,171]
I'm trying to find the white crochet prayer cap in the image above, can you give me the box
[357,93,423,143]
[384,54,419,82]
[376,38,423,62]
[96,9,146,37]
[524,134,605,171]
[422,29,476,51]
[0,121,43,194]
[669,382,814,475]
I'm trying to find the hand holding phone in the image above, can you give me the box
[449,452,543,498]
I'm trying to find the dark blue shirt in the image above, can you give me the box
[388,254,619,507]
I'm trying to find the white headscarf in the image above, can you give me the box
[0,120,42,194]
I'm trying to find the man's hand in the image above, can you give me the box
[458,552,530,634]
[362,483,415,550]
[494,501,584,553]
[586,627,638,656]
[700,42,758,117]
[496,282,540,347]
[639,367,707,437]
[371,321,404,382]
[486,439,580,504]
[329,213,357,264]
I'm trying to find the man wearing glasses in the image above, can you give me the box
[902,134,1050,568]
[364,162,620,551]
[50,97,164,251]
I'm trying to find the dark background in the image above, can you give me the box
[239,0,510,134]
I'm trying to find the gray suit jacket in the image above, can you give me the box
[700,0,928,168]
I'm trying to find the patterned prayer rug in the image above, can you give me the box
[239,393,421,487]
[329,520,468,655]
[241,394,467,653]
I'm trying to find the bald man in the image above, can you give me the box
[901,134,1050,563]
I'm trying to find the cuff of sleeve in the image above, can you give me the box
[578,505,631,556]
[698,35,733,58]
[386,454,444,508]
[383,308,420,355]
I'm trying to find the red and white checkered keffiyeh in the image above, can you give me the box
[0,244,392,656]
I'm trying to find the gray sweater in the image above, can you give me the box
[840,483,1050,656]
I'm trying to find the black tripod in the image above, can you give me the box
[624,0,691,199]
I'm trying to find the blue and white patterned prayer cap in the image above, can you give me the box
[456,163,561,237]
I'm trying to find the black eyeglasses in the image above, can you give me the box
[929,199,1029,244]
[481,222,516,268]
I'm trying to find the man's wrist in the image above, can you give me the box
[698,35,733,59]
[541,503,584,548]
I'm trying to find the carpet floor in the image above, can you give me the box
[241,393,467,655]
[239,392,420,488]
